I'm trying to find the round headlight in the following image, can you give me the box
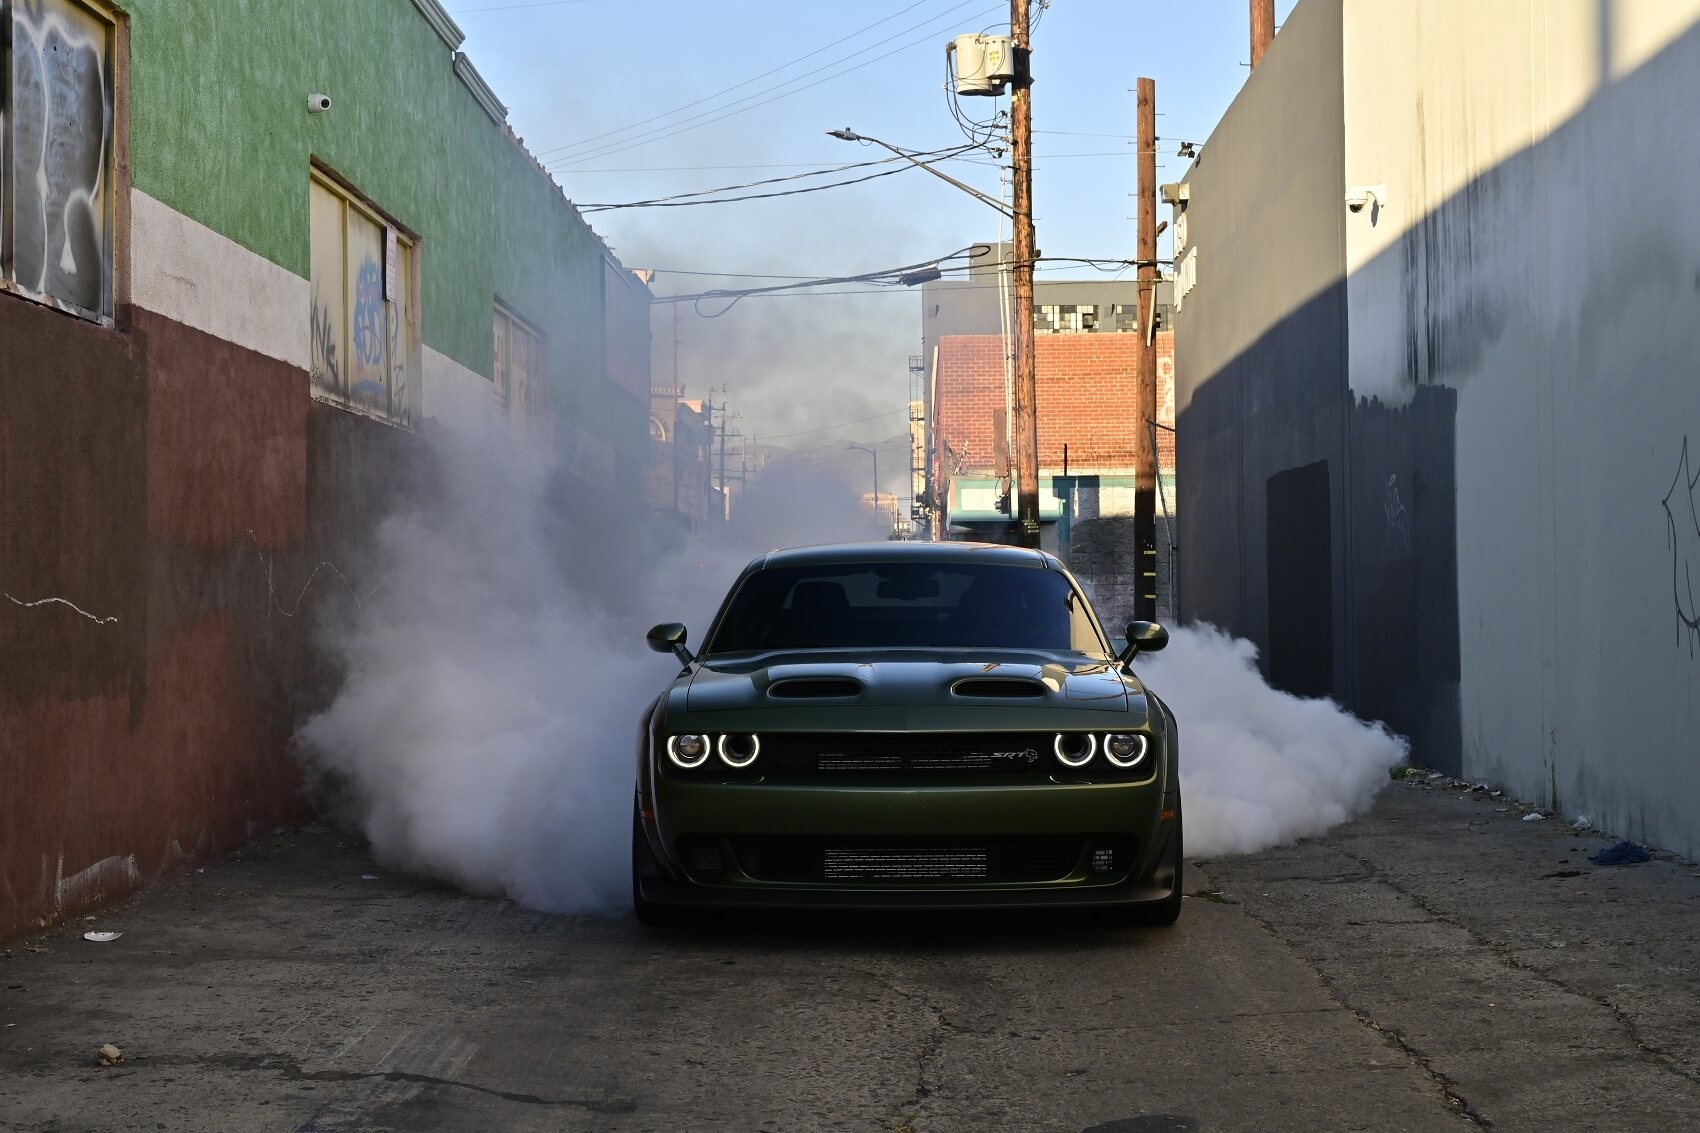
[1054,732,1097,768]
[1104,733,1149,769]
[718,733,761,769]
[667,734,711,769]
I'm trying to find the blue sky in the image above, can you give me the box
[449,0,1299,444]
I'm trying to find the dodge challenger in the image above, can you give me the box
[633,541,1180,925]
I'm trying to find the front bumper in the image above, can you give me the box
[639,778,1178,910]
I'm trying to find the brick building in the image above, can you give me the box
[931,330,1177,623]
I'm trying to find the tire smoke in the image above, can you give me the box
[294,428,882,914]
[1137,624,1407,858]
[296,428,1403,911]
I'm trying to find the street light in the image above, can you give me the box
[826,129,1013,218]
[849,444,881,525]
[829,111,1039,549]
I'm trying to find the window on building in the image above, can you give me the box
[1,0,116,322]
[492,302,547,429]
[309,169,418,425]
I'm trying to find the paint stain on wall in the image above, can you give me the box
[1662,436,1700,655]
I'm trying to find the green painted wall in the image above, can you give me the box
[122,0,644,453]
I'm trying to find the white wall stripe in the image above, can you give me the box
[422,345,494,430]
[130,189,310,369]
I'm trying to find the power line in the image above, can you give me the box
[529,0,941,160]
[575,145,980,211]
[540,1,984,167]
[641,253,1151,288]
[760,410,907,441]
[547,3,1001,168]
[450,0,594,13]
[652,244,991,316]
[580,161,914,212]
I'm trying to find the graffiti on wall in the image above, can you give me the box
[5,0,113,317]
[310,298,341,396]
[1661,437,1700,654]
[386,296,412,428]
[1384,473,1411,552]
[349,257,388,414]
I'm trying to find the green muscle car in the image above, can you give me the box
[633,541,1181,925]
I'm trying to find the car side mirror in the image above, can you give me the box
[646,622,694,666]
[1119,620,1169,667]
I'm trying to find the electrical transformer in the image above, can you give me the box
[949,33,1016,96]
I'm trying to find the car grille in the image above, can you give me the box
[757,732,1059,776]
[733,836,1085,884]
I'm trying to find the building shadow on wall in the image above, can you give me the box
[1176,9,1694,776]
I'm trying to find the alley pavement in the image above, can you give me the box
[3,779,1698,1133]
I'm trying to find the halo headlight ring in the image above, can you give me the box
[1103,732,1150,769]
[1053,732,1097,768]
[667,734,712,770]
[718,733,761,769]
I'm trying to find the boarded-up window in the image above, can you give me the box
[1,0,115,321]
[308,170,418,426]
[493,302,546,434]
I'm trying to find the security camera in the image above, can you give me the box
[1345,183,1387,213]
[307,93,332,114]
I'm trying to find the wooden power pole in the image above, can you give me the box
[1251,0,1275,68]
[1009,0,1040,548]
[1134,76,1159,622]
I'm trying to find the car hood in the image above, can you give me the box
[683,648,1137,714]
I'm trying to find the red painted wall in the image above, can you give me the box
[1,297,411,940]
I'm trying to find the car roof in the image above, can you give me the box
[752,541,1058,572]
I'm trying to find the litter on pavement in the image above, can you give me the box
[81,931,122,943]
[1522,813,1547,822]
[1592,839,1651,866]
[98,1044,123,1065]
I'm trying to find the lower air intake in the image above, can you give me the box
[824,848,989,881]
[736,837,1084,884]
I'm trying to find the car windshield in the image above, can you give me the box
[705,562,1109,654]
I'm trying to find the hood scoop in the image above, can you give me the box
[951,677,1047,699]
[767,677,865,699]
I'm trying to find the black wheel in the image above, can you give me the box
[1106,807,1183,927]
[631,809,679,927]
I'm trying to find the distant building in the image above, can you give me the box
[930,331,1176,625]
[648,385,718,532]
[921,245,1177,623]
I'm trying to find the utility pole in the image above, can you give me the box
[1009,0,1040,549]
[718,406,729,520]
[1134,76,1159,622]
[1251,0,1275,68]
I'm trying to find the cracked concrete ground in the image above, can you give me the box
[2,780,1697,1132]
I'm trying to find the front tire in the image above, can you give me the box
[631,809,678,927]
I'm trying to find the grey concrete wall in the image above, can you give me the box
[1339,0,1700,854]
[1177,0,1700,846]
[1170,0,1351,695]
[1172,0,1465,770]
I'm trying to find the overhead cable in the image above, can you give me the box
[575,144,983,211]
[547,2,1002,167]
[529,0,943,160]
[652,245,991,317]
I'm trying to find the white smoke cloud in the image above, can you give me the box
[1139,624,1408,858]
[295,429,882,914]
[297,430,1400,913]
